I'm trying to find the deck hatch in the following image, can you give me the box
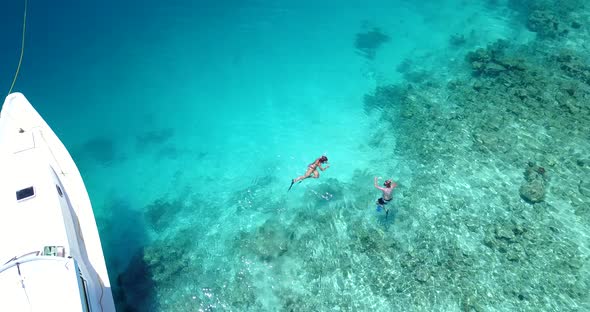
[16,186,35,201]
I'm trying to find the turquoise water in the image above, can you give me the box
[2,0,590,311]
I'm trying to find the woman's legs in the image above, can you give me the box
[289,169,319,191]
[293,167,314,183]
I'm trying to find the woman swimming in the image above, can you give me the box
[288,156,329,191]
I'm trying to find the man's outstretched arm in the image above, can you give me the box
[374,177,385,191]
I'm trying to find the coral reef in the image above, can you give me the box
[527,10,569,38]
[144,198,183,231]
[363,84,406,113]
[509,0,585,17]
[356,6,590,309]
[509,0,585,40]
[112,2,590,311]
[465,40,526,77]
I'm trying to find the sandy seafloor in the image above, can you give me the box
[1,0,589,311]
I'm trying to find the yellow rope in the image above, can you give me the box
[8,0,28,95]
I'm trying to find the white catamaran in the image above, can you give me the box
[0,93,115,311]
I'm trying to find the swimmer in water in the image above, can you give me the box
[288,156,329,191]
[374,177,397,218]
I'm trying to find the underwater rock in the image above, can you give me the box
[524,162,547,182]
[449,33,466,46]
[465,40,518,77]
[467,48,491,64]
[527,10,568,38]
[496,56,527,71]
[354,27,391,60]
[520,179,546,203]
[519,162,547,204]
[485,62,507,75]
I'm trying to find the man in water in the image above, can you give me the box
[374,177,397,218]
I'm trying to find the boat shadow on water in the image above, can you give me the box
[115,248,157,312]
[98,198,155,312]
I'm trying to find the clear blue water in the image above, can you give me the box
[2,0,590,311]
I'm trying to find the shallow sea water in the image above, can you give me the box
[2,0,589,311]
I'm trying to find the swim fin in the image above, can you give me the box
[288,179,295,191]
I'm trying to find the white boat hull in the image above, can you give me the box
[0,93,115,311]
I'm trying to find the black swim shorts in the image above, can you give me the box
[377,198,392,205]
